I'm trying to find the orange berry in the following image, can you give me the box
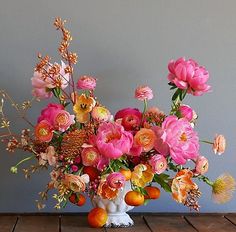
[144,186,161,199]
[119,168,132,181]
[88,207,108,228]
[125,191,144,206]
[77,194,86,206]
[83,166,100,181]
[69,193,77,204]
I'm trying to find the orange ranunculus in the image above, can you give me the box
[134,128,156,152]
[97,179,118,200]
[63,174,89,192]
[171,169,197,203]
[131,164,154,187]
[35,120,53,142]
[73,93,96,123]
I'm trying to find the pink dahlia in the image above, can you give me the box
[135,85,153,101]
[168,57,211,96]
[155,116,199,165]
[77,75,97,91]
[95,122,133,159]
[114,108,142,131]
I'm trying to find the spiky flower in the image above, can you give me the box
[212,173,236,204]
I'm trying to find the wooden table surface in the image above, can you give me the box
[0,213,236,232]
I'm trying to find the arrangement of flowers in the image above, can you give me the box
[0,18,235,227]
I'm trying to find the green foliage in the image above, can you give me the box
[153,173,172,193]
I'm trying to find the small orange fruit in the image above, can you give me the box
[144,186,161,199]
[120,168,132,181]
[125,191,144,206]
[77,194,86,206]
[88,207,108,228]
[69,193,77,204]
[83,166,100,181]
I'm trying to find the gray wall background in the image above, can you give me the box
[0,0,236,213]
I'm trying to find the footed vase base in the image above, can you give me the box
[105,212,134,228]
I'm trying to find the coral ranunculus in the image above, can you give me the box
[81,147,101,166]
[114,108,142,131]
[95,122,133,159]
[168,57,211,96]
[35,120,53,142]
[53,110,75,132]
[158,116,199,165]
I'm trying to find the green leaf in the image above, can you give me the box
[153,174,172,193]
[143,199,150,206]
[171,89,182,101]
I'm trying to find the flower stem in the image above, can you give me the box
[200,140,214,145]
[198,175,213,186]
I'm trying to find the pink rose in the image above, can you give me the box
[135,85,153,101]
[168,57,211,96]
[106,172,125,189]
[38,103,64,125]
[53,110,75,132]
[114,108,142,131]
[149,154,167,174]
[77,75,97,91]
[95,122,133,159]
[195,156,209,175]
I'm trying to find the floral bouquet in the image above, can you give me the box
[0,18,235,228]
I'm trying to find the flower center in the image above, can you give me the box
[56,114,68,125]
[39,128,49,136]
[180,132,187,142]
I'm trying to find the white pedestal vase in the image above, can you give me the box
[91,181,134,227]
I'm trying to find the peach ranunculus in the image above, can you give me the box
[135,85,153,101]
[35,120,54,142]
[38,145,57,166]
[131,164,154,187]
[63,173,89,192]
[73,93,96,123]
[213,134,226,155]
[95,122,133,159]
[53,110,75,132]
[195,156,209,175]
[91,106,111,122]
[77,75,97,91]
[171,169,198,203]
[134,128,156,152]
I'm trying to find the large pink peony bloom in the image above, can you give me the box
[38,103,64,125]
[168,57,211,96]
[114,108,142,131]
[95,122,133,159]
[154,116,199,165]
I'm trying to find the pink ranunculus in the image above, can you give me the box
[149,154,167,174]
[106,172,125,189]
[53,110,75,132]
[114,108,142,131]
[31,72,53,99]
[135,85,153,101]
[95,122,133,159]
[158,116,199,165]
[179,105,194,122]
[37,103,64,125]
[77,75,97,91]
[195,156,209,175]
[168,57,211,96]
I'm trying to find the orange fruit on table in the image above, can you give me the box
[125,190,144,206]
[83,166,100,181]
[77,194,86,206]
[144,186,161,199]
[69,193,77,204]
[119,168,132,181]
[87,207,108,228]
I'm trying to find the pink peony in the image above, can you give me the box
[106,172,125,189]
[168,57,211,96]
[77,75,97,91]
[31,72,53,99]
[135,85,153,101]
[149,154,167,174]
[114,108,142,131]
[95,122,133,159]
[37,103,64,125]
[195,156,209,175]
[179,105,194,122]
[155,116,199,165]
[53,110,75,132]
